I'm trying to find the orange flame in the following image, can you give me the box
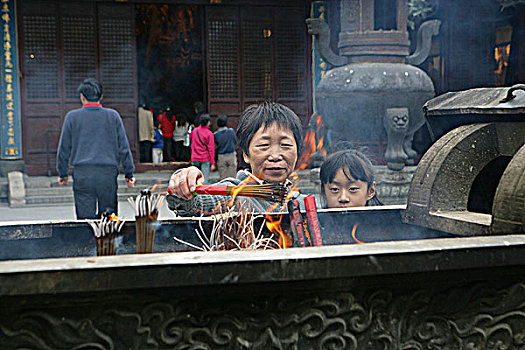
[266,213,289,248]
[264,197,291,248]
[228,176,254,207]
[303,221,312,246]
[296,114,327,170]
[350,224,364,244]
[296,129,316,170]
[109,213,120,221]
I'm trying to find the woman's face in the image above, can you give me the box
[323,168,375,208]
[243,122,298,183]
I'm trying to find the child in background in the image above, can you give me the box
[152,125,163,164]
[320,149,382,208]
[158,108,175,162]
[214,115,238,179]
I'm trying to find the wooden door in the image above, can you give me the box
[206,4,311,126]
[18,0,138,175]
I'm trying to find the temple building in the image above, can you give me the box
[0,0,523,175]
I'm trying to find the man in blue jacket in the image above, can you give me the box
[57,78,135,219]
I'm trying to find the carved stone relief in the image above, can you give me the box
[1,282,523,349]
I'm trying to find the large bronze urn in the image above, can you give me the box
[308,0,440,170]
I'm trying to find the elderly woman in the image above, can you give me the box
[167,102,303,215]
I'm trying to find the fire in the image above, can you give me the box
[109,213,120,221]
[296,113,327,169]
[264,199,290,249]
[350,224,364,244]
[220,175,290,249]
[229,176,253,206]
[303,224,312,245]
[297,128,316,170]
[265,213,289,248]
[314,114,327,157]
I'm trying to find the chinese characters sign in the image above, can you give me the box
[0,0,22,159]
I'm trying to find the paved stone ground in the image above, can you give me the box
[0,200,178,221]
[0,170,215,221]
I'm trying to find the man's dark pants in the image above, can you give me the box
[163,137,173,162]
[139,141,152,163]
[73,165,118,219]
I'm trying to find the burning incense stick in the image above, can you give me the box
[127,188,165,218]
[288,199,306,247]
[304,195,323,246]
[88,211,125,256]
[168,183,289,202]
[173,207,279,251]
[128,188,165,254]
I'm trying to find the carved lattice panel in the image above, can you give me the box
[1,282,524,349]
[208,19,239,99]
[23,15,59,99]
[275,21,306,99]
[63,16,96,99]
[242,20,273,100]
[99,19,134,100]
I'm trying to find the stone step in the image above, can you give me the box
[298,187,317,195]
[0,181,7,202]
[26,194,74,205]
[11,169,317,206]
[26,192,150,205]
[26,177,173,189]
[25,185,153,197]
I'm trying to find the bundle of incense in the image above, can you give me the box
[127,189,165,218]
[88,212,125,256]
[304,194,323,246]
[167,183,289,202]
[287,199,306,247]
[128,189,165,254]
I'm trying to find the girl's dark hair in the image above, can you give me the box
[175,111,188,125]
[217,115,228,128]
[166,108,175,123]
[77,78,103,102]
[199,114,211,127]
[237,102,303,156]
[320,149,382,206]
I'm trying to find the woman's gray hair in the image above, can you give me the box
[236,102,303,156]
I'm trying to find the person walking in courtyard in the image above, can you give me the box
[158,107,176,162]
[190,114,215,182]
[138,104,154,163]
[193,101,205,126]
[173,111,190,161]
[57,78,135,219]
[214,115,237,178]
[152,121,164,164]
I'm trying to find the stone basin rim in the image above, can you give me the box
[1,234,524,275]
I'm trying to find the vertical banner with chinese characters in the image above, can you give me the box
[311,1,329,113]
[0,0,22,159]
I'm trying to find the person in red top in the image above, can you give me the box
[190,114,216,182]
[157,108,176,162]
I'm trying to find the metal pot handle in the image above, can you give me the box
[499,84,525,103]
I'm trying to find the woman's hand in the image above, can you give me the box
[168,166,205,200]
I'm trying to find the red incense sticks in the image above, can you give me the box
[304,194,323,246]
[168,183,289,202]
[288,199,306,247]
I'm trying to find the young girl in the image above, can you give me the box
[320,149,382,208]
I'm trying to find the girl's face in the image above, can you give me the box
[323,168,376,208]
[243,122,298,183]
